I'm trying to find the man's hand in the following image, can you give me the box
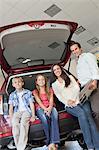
[89,80,97,90]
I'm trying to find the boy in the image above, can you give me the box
[9,77,35,150]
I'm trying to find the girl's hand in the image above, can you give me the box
[44,107,52,117]
[47,107,52,116]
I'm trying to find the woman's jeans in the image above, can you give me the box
[36,107,60,145]
[66,101,99,149]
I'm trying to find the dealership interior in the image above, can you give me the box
[0,0,99,150]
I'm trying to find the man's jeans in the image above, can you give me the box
[66,101,99,149]
[36,107,60,145]
[90,81,99,130]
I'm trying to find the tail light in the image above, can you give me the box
[0,95,12,138]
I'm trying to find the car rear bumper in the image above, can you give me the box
[0,135,13,147]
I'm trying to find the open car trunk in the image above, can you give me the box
[0,20,78,74]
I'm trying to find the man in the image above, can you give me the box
[69,41,99,129]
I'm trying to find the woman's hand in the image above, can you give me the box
[67,99,77,107]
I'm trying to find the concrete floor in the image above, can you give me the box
[2,141,83,150]
[31,141,83,150]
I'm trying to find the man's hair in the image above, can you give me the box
[69,41,81,49]
[12,76,24,84]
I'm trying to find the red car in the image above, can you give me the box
[0,20,86,149]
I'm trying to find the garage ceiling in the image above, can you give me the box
[0,0,99,53]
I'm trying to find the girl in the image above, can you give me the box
[32,74,60,150]
[51,64,99,150]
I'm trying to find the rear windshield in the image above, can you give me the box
[7,71,51,94]
[7,70,64,111]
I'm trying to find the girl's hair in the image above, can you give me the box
[51,63,71,87]
[35,74,50,99]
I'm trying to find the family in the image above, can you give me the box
[8,41,99,150]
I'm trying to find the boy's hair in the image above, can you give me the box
[12,76,24,84]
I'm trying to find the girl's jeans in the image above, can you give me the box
[36,107,60,145]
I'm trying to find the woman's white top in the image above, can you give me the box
[52,75,80,107]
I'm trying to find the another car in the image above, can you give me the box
[0,20,86,149]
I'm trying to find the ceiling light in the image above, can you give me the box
[75,26,86,35]
[87,37,99,46]
[44,4,61,17]
[22,58,31,64]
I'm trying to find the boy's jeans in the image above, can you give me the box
[12,111,31,150]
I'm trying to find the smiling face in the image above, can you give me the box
[12,77,24,91]
[70,44,82,57]
[36,75,46,87]
[52,65,62,78]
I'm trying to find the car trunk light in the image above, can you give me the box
[0,95,3,115]
[0,114,12,138]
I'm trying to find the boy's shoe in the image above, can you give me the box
[7,140,16,149]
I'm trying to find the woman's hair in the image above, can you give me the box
[51,63,71,87]
[35,74,50,98]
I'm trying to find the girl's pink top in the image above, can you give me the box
[32,88,53,110]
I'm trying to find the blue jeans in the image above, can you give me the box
[66,101,99,149]
[36,107,60,145]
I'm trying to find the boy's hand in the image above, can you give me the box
[30,116,36,122]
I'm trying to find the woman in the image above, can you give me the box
[32,74,60,150]
[51,64,99,150]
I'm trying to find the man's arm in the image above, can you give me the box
[86,53,99,80]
